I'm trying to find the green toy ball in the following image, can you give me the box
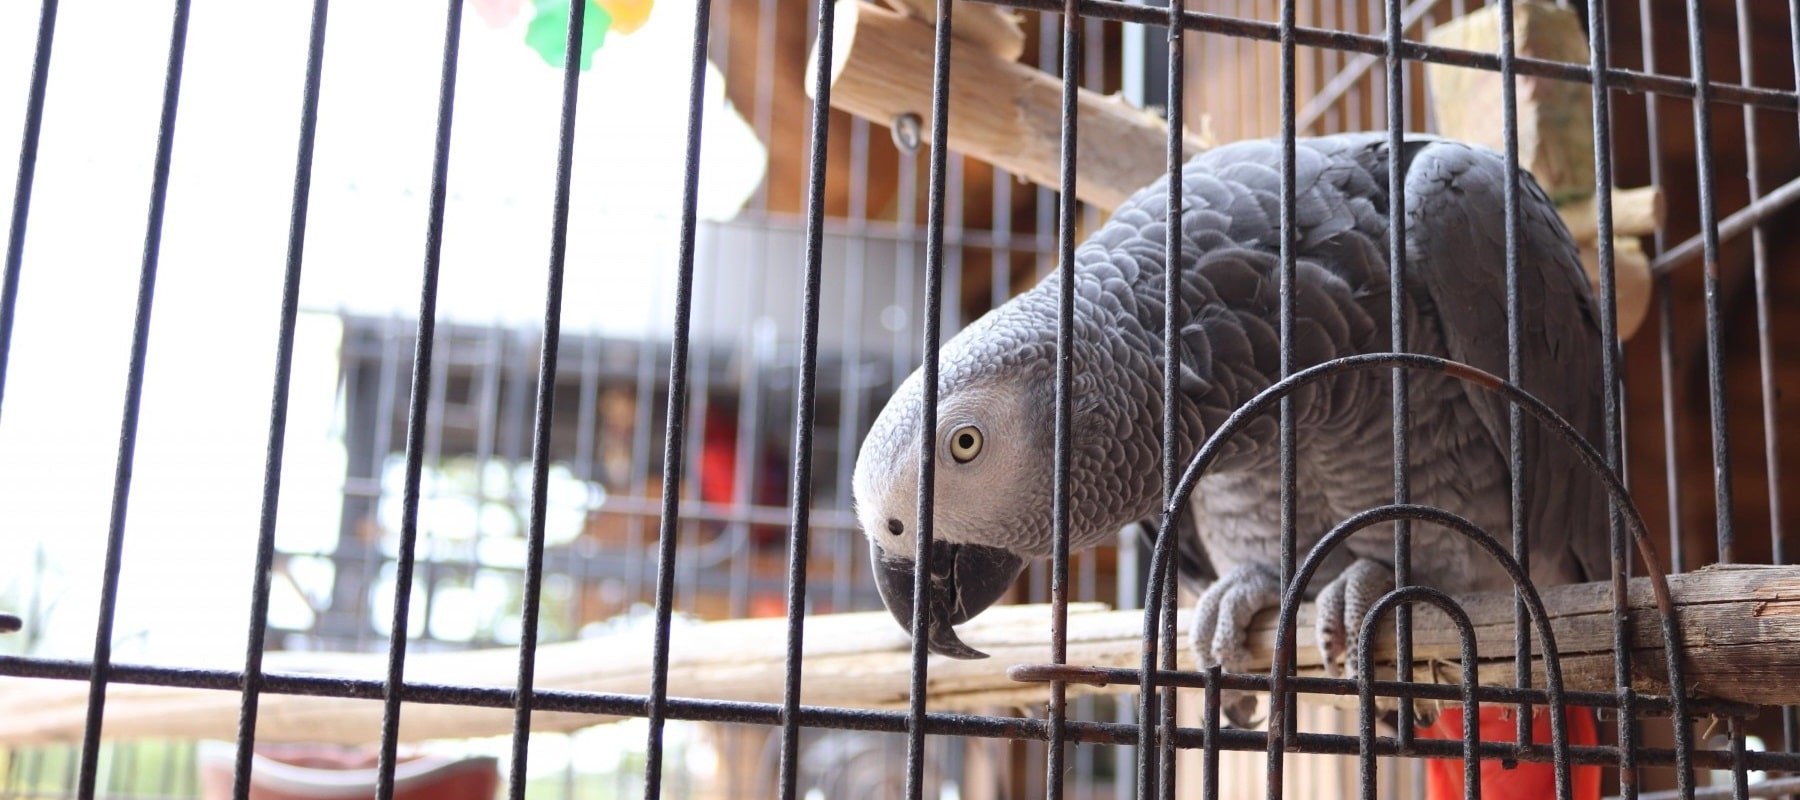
[526,0,613,71]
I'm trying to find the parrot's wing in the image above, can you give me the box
[1398,140,1612,586]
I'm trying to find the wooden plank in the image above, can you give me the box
[3,566,1789,745]
[808,0,1212,212]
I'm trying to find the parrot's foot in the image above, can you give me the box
[1314,557,1395,680]
[1189,563,1282,728]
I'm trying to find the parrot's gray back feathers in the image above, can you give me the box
[855,131,1608,602]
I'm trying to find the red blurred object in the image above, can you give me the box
[197,742,499,800]
[700,403,738,508]
[1419,704,1600,800]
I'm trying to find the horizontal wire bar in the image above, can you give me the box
[972,0,1797,111]
[0,655,1784,773]
[1617,774,1800,800]
[1006,663,1755,718]
[1650,171,1800,275]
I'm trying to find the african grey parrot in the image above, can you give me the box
[850,131,1610,726]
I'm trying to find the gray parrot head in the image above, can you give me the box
[853,298,1159,659]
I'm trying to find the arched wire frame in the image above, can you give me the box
[1291,507,1571,800]
[1355,586,1482,800]
[1132,354,1692,799]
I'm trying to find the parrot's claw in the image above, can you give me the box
[1314,557,1395,680]
[1189,563,1282,729]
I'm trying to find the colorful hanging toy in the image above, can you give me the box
[473,0,656,71]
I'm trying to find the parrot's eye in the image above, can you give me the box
[948,425,984,463]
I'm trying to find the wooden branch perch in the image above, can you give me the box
[807,0,1211,212]
[1578,235,1651,342]
[876,0,1026,61]
[1561,185,1665,244]
[3,565,1795,745]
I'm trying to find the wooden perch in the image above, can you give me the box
[1238,564,1800,706]
[4,565,1797,746]
[1424,2,1595,202]
[808,0,1211,212]
[1560,185,1665,244]
[876,0,1026,61]
[1577,236,1651,342]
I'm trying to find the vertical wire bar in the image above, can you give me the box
[1135,0,1168,789]
[230,0,331,796]
[776,0,837,792]
[506,0,587,793]
[1202,667,1220,800]
[1727,716,1751,800]
[1383,0,1414,752]
[1684,0,1734,569]
[1046,0,1081,795]
[1736,0,1784,594]
[375,1,466,797]
[1598,0,1631,502]
[905,0,955,794]
[75,2,192,797]
[1585,0,1636,796]
[0,0,58,419]
[1676,0,1717,791]
[1273,0,1300,763]
[642,0,715,788]
[1766,0,1800,775]
[1156,562,1176,800]
[1497,0,1532,750]
[1156,5,1187,800]
[1790,0,1800,771]
[1640,0,1683,579]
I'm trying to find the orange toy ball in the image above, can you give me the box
[593,0,652,34]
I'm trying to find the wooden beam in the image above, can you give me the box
[4,565,1795,745]
[808,0,1211,212]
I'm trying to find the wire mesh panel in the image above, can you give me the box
[3,0,1800,799]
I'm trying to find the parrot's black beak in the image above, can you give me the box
[871,538,1027,660]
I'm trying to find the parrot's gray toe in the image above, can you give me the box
[1314,557,1395,680]
[1221,693,1262,730]
[1189,563,1282,673]
[1189,564,1282,729]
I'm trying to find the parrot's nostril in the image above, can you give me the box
[886,518,904,535]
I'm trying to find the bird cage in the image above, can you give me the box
[2,0,1800,799]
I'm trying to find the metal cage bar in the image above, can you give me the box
[75,2,193,798]
[504,0,589,796]
[0,0,56,421]
[371,1,468,798]
[640,0,715,788]
[1045,0,1081,796]
[228,0,331,798]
